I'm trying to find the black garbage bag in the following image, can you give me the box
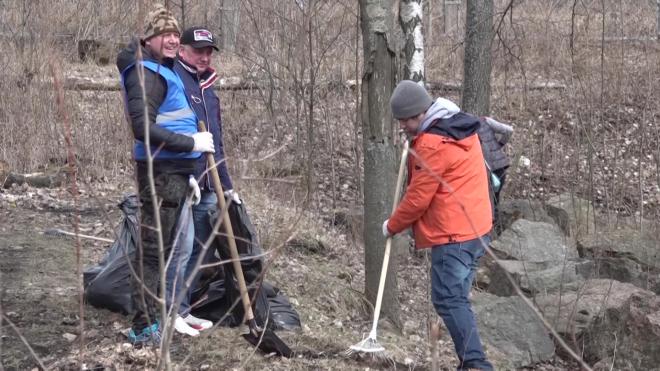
[262,282,302,331]
[191,201,300,331]
[83,195,139,315]
[191,259,301,331]
[191,261,271,328]
[83,194,302,330]
[191,200,266,326]
[213,199,264,269]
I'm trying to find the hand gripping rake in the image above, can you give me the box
[349,139,409,354]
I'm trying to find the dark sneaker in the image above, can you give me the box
[128,322,161,346]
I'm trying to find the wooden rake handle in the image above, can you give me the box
[198,121,256,324]
[370,139,409,334]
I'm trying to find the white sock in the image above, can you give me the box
[174,316,200,337]
[183,314,213,331]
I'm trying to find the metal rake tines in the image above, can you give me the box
[348,336,385,354]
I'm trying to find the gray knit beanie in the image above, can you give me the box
[390,80,433,119]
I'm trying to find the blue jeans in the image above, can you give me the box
[165,203,194,315]
[182,191,218,314]
[431,236,493,371]
[166,192,218,316]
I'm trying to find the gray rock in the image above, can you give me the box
[498,199,556,231]
[578,228,660,268]
[488,260,587,296]
[473,292,556,368]
[491,219,579,262]
[590,255,643,281]
[545,193,596,238]
[534,279,647,337]
[583,286,660,369]
[578,254,660,295]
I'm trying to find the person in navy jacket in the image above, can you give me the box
[167,26,239,335]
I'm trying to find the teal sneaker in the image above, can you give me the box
[128,322,161,346]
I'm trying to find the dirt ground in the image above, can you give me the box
[0,180,572,370]
[0,181,446,370]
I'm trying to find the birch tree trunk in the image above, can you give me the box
[400,0,425,82]
[462,0,493,116]
[359,0,400,326]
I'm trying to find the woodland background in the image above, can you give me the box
[1,0,660,370]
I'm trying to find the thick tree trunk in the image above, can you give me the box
[359,0,400,326]
[462,0,494,116]
[657,0,660,40]
[220,0,240,52]
[443,0,447,34]
[400,0,425,82]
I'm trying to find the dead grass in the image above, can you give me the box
[1,184,481,370]
[1,1,660,369]
[1,2,656,224]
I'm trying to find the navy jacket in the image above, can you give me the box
[174,59,233,191]
[477,117,511,171]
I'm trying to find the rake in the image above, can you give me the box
[349,139,409,355]
[199,121,292,357]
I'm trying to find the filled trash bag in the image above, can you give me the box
[191,262,301,331]
[213,199,264,276]
[191,261,269,328]
[83,194,301,331]
[83,195,139,314]
[192,201,300,330]
[191,201,268,327]
[262,282,302,331]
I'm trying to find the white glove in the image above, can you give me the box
[224,189,242,205]
[382,219,392,238]
[188,176,201,205]
[192,132,215,153]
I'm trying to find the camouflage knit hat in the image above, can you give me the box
[143,4,180,41]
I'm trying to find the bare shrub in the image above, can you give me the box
[0,0,658,223]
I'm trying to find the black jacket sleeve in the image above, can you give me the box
[123,67,194,153]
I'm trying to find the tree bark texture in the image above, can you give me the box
[400,0,425,82]
[462,0,494,116]
[657,0,660,39]
[359,0,401,326]
[220,0,240,52]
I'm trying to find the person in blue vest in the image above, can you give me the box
[116,4,215,345]
[165,26,241,335]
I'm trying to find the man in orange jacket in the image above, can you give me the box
[383,80,493,371]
